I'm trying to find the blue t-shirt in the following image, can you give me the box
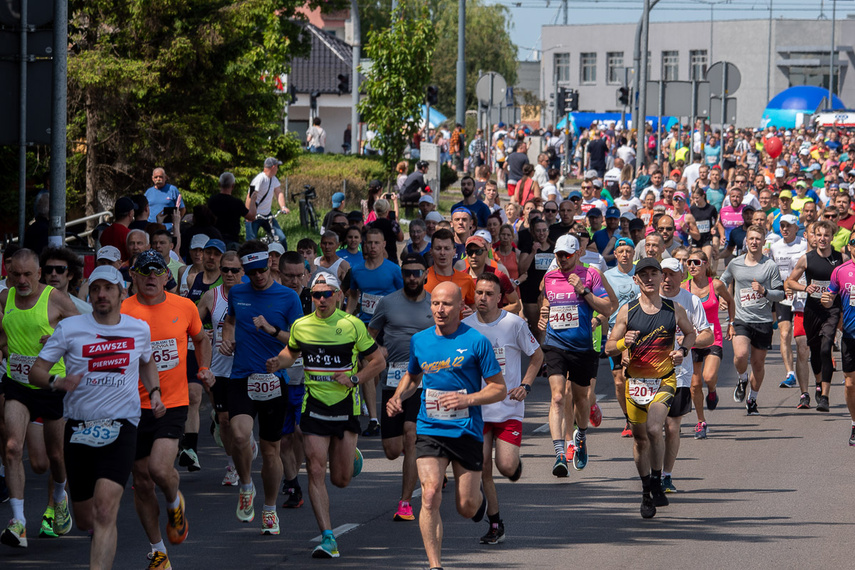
[145,184,183,223]
[603,265,639,327]
[451,199,492,228]
[350,259,403,323]
[408,323,502,441]
[704,186,726,211]
[228,281,304,379]
[338,248,364,267]
[704,144,721,166]
[592,229,616,267]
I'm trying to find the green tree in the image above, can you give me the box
[357,4,436,178]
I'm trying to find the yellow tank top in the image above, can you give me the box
[4,285,65,387]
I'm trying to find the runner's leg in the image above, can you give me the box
[417,456,450,569]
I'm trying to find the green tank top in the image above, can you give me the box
[5,285,65,387]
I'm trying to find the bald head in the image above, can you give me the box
[430,282,463,332]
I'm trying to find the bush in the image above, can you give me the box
[278,153,388,211]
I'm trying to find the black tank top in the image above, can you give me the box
[187,271,222,332]
[625,298,677,379]
[805,249,843,310]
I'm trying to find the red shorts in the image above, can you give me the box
[483,419,523,447]
[507,182,517,197]
[794,312,805,338]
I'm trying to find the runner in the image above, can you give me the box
[315,231,351,285]
[386,282,505,570]
[604,257,696,518]
[0,248,79,547]
[367,252,434,522]
[463,273,542,545]
[425,229,476,308]
[121,249,214,568]
[178,234,208,296]
[29,266,164,568]
[538,235,616,476]
[219,241,303,534]
[266,272,386,558]
[720,225,786,415]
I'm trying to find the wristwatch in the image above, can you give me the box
[579,287,592,298]
[679,346,690,357]
[350,375,360,386]
[523,384,532,393]
[269,326,281,337]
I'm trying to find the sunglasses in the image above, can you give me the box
[658,226,675,232]
[466,248,485,257]
[555,251,573,259]
[570,197,582,202]
[824,215,838,219]
[544,208,558,213]
[246,266,269,276]
[402,269,425,278]
[220,267,242,274]
[311,290,335,299]
[134,266,168,277]
[686,259,704,267]
[43,265,68,275]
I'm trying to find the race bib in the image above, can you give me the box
[696,219,710,234]
[361,293,382,316]
[386,362,408,388]
[810,280,830,299]
[534,253,555,271]
[425,389,470,420]
[628,377,661,405]
[247,373,282,401]
[493,347,507,375]
[739,287,762,307]
[151,339,179,372]
[8,353,36,384]
[549,304,579,330]
[69,420,121,448]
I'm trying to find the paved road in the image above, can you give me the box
[3,338,854,569]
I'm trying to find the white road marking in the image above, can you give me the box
[311,523,360,542]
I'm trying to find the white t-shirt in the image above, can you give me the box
[640,186,661,201]
[462,311,540,422]
[39,314,153,424]
[614,196,642,214]
[541,182,561,202]
[249,172,281,215]
[306,125,327,149]
[664,289,711,389]
[683,163,701,189]
[533,164,549,188]
[581,198,607,215]
[769,236,807,310]
[616,145,636,164]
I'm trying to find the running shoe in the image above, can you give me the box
[589,403,602,428]
[261,510,280,535]
[816,394,830,412]
[640,495,656,519]
[362,419,380,437]
[661,475,677,493]
[237,486,256,523]
[694,421,708,440]
[178,448,201,472]
[1,519,27,548]
[0,475,9,503]
[166,491,188,545]
[312,534,340,558]
[572,429,588,471]
[147,551,172,570]
[221,465,239,486]
[779,373,797,388]
[746,398,759,416]
[353,448,364,477]
[508,459,523,482]
[849,426,855,447]
[282,487,304,509]
[394,500,415,521]
[797,392,811,409]
[39,506,58,538]
[816,385,822,402]
[651,487,669,507]
[480,521,505,545]
[621,422,633,438]
[552,454,569,478]
[733,379,747,402]
[706,390,719,411]
[471,487,488,523]
[54,496,72,535]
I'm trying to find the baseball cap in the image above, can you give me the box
[670,169,682,177]
[674,191,687,201]
[661,258,683,273]
[628,218,646,231]
[614,236,634,249]
[96,245,121,262]
[115,196,137,216]
[799,148,810,156]
[621,212,637,221]
[240,250,269,271]
[780,214,799,226]
[425,211,444,223]
[369,179,384,189]
[331,192,345,208]
[465,235,489,249]
[848,169,855,176]
[795,181,808,188]
[554,234,579,255]
[498,122,505,128]
[264,157,282,168]
[204,239,226,253]
[775,168,785,178]
[592,180,603,189]
[311,272,340,290]
[586,207,603,218]
[664,180,677,190]
[132,249,168,272]
[347,210,364,222]
[806,164,821,172]
[190,234,210,250]
[605,207,620,219]
[566,190,582,200]
[474,229,493,244]
[584,170,599,180]
[419,195,435,205]
[451,206,472,218]
[88,265,124,286]
[779,190,793,199]
[267,242,285,255]
[635,257,662,273]
[399,252,428,268]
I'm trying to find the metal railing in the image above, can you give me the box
[4,210,112,247]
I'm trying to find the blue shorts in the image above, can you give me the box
[281,384,306,436]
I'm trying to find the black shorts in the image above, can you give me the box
[65,419,136,502]
[3,377,64,421]
[186,350,203,385]
[690,235,714,248]
[228,377,288,443]
[542,347,596,386]
[212,376,229,413]
[281,384,305,436]
[803,306,841,345]
[299,392,360,440]
[135,407,188,461]
[608,356,623,371]
[775,303,794,323]
[841,337,855,374]
[667,387,693,418]
[381,388,421,439]
[415,433,483,472]
[692,345,723,363]
[722,158,737,170]
[732,321,773,351]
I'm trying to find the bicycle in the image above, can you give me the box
[291,185,319,232]
[254,211,284,245]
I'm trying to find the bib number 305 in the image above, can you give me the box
[247,373,282,401]
[69,420,122,448]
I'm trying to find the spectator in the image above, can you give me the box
[100,196,137,261]
[306,117,327,153]
[23,191,50,255]
[129,194,150,230]
[246,157,290,245]
[400,161,429,203]
[208,172,256,248]
[322,192,346,232]
[418,195,436,220]
[145,167,185,228]
[362,180,384,224]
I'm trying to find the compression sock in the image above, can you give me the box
[286,477,301,491]
[53,480,67,503]
[488,512,501,524]
[640,475,652,495]
[184,432,199,451]
[650,469,662,490]
[553,439,564,457]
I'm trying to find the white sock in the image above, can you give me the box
[53,480,67,504]
[166,495,181,510]
[151,540,166,554]
[240,483,253,492]
[10,498,24,523]
[370,417,378,423]
[787,370,794,375]
[263,504,275,512]
[663,472,671,477]
[748,389,759,401]
[739,372,749,382]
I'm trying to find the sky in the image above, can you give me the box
[483,0,854,60]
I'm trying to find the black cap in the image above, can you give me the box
[417,160,429,170]
[368,179,383,188]
[399,252,428,268]
[628,218,646,231]
[115,196,137,216]
[347,210,364,221]
[635,257,662,273]
[586,207,603,218]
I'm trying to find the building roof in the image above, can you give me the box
[290,23,356,95]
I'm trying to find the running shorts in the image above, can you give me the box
[542,347,597,387]
[135,407,188,460]
[625,373,677,425]
[299,392,360,440]
[732,321,773,350]
[794,312,805,337]
[774,302,794,323]
[840,337,855,374]
[3,377,64,421]
[483,419,523,447]
[667,386,692,418]
[381,388,421,439]
[65,418,136,502]
[415,433,484,472]
[228,377,288,443]
[211,376,229,413]
[281,384,305,436]
[692,345,723,363]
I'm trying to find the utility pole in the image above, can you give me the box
[456,0,466,127]
[563,0,568,25]
[829,0,837,105]
[636,0,651,168]
[49,0,67,247]
[350,0,360,154]
[766,0,773,102]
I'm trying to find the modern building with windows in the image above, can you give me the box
[540,18,855,126]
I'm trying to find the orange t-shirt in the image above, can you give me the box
[425,267,476,306]
[121,292,202,410]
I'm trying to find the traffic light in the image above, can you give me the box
[617,87,630,106]
[426,85,438,106]
[556,87,567,113]
[310,90,319,111]
[565,89,579,113]
[289,83,298,104]
[337,74,349,94]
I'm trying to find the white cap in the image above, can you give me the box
[190,234,210,250]
[96,245,121,262]
[88,266,124,286]
[775,168,785,178]
[661,258,683,273]
[554,234,579,254]
[799,148,810,156]
[419,195,435,204]
[268,242,285,255]
[663,180,678,190]
[780,214,799,226]
[310,272,341,290]
[474,229,493,244]
[425,211,444,223]
[620,212,637,221]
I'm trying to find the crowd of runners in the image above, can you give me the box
[1,121,855,569]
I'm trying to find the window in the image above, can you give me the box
[607,52,624,84]
[662,51,679,81]
[690,49,708,81]
[786,52,840,94]
[554,53,570,83]
[580,52,597,84]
